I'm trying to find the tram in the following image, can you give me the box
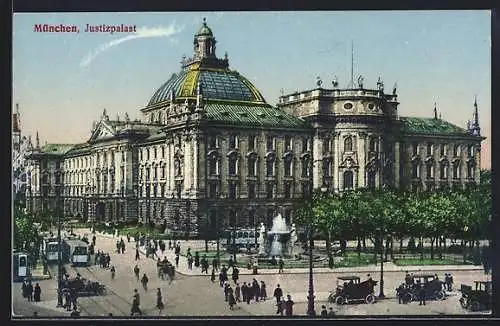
[62,239,89,266]
[43,239,60,264]
[222,228,259,250]
[13,252,28,282]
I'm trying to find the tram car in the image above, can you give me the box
[43,238,60,264]
[222,229,259,250]
[62,239,89,266]
[13,252,28,282]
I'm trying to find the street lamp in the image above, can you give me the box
[56,180,63,307]
[376,227,386,299]
[306,185,316,317]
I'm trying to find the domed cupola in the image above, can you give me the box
[193,17,217,60]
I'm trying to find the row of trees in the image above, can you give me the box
[294,173,491,264]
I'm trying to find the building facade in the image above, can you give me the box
[12,103,32,204]
[24,20,484,234]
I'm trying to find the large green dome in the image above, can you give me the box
[147,64,267,107]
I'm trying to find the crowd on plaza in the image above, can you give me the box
[21,279,42,302]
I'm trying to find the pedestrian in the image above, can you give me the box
[27,281,33,302]
[405,271,412,286]
[134,264,140,281]
[64,290,72,311]
[188,255,193,270]
[228,286,236,310]
[228,257,234,269]
[131,289,142,316]
[235,283,241,302]
[260,281,267,301]
[175,254,179,268]
[242,282,248,303]
[92,235,96,246]
[447,273,454,291]
[252,279,260,302]
[276,297,284,315]
[94,251,99,265]
[168,240,172,250]
[278,258,284,274]
[327,307,335,317]
[135,248,140,260]
[110,266,116,280]
[211,268,216,283]
[121,241,126,254]
[194,252,200,268]
[224,281,230,302]
[212,258,219,272]
[397,283,405,304]
[273,284,283,304]
[246,284,252,305]
[127,234,130,243]
[105,253,111,268]
[418,281,426,306]
[157,258,162,277]
[22,280,27,299]
[70,288,77,310]
[232,266,239,284]
[156,288,164,315]
[284,294,294,316]
[33,283,41,302]
[320,305,328,317]
[141,273,149,291]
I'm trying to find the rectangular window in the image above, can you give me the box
[322,160,331,177]
[302,183,310,198]
[453,164,459,179]
[229,184,237,200]
[426,164,433,179]
[229,135,238,149]
[209,135,218,149]
[284,158,292,177]
[55,161,60,170]
[285,136,293,151]
[454,145,460,157]
[440,144,446,157]
[468,145,474,157]
[247,158,256,177]
[323,138,330,154]
[440,164,447,180]
[302,138,309,152]
[412,163,419,179]
[267,136,275,151]
[427,142,433,156]
[302,159,310,177]
[147,148,150,160]
[209,183,217,199]
[248,135,256,151]
[248,183,256,199]
[266,160,274,177]
[412,142,419,156]
[161,146,165,158]
[266,184,274,199]
[284,183,291,199]
[146,168,150,180]
[229,158,237,175]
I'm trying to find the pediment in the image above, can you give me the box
[89,121,116,142]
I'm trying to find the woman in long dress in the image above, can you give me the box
[156,288,165,315]
[260,281,267,301]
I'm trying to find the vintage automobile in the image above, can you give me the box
[61,277,106,296]
[459,281,492,312]
[328,275,378,305]
[397,273,445,302]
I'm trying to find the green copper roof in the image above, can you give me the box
[197,19,213,36]
[40,144,75,155]
[205,102,310,129]
[400,117,470,136]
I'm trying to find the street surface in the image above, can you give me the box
[12,230,492,317]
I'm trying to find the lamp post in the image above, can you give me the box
[377,227,386,298]
[306,185,316,317]
[56,181,63,307]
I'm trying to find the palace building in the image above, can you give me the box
[23,19,484,235]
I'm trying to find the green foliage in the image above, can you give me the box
[14,208,41,251]
[293,186,492,246]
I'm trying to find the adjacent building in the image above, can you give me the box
[23,19,485,234]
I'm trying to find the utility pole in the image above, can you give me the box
[56,183,63,307]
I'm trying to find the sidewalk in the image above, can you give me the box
[29,264,51,281]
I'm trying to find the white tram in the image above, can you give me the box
[13,252,28,282]
[62,239,89,266]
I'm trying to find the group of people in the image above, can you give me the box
[94,251,111,269]
[115,238,126,254]
[130,287,165,316]
[21,279,42,302]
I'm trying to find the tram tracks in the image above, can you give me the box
[65,264,132,316]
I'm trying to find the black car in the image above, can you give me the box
[459,281,492,312]
[328,275,378,305]
[397,273,445,302]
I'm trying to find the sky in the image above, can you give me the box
[12,11,491,168]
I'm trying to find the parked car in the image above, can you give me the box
[328,275,378,305]
[397,273,445,302]
[459,280,492,311]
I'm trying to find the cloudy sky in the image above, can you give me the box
[13,11,491,168]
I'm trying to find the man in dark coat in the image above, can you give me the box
[212,258,219,272]
[235,283,241,302]
[135,248,140,261]
[232,267,239,284]
[194,252,200,267]
[27,281,34,302]
[284,295,294,316]
[252,279,260,302]
[242,282,248,303]
[175,254,180,268]
[273,284,283,304]
[320,305,328,317]
[418,281,426,306]
[33,283,41,302]
[278,258,284,274]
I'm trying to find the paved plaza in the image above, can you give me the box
[12,229,492,317]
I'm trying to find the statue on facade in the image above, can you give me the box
[392,82,397,95]
[258,223,266,255]
[357,75,364,88]
[124,112,130,122]
[316,76,323,88]
[288,223,298,255]
[377,77,384,92]
[332,75,339,88]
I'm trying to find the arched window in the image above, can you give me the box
[266,159,275,177]
[453,162,460,179]
[301,157,310,177]
[150,113,154,123]
[344,136,353,152]
[209,157,218,175]
[440,163,447,180]
[157,111,163,124]
[426,163,434,179]
[228,157,238,175]
[412,162,419,179]
[343,171,354,190]
[174,158,182,176]
[247,156,256,177]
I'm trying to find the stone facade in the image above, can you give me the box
[23,20,484,235]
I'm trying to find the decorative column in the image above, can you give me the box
[376,136,383,188]
[394,141,400,188]
[358,132,367,188]
[168,140,175,194]
[184,132,192,195]
[312,131,323,189]
[333,132,340,192]
[474,145,481,184]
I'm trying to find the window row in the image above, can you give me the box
[139,146,166,161]
[207,135,311,152]
[411,162,475,179]
[412,142,476,158]
[207,182,312,200]
[208,156,311,177]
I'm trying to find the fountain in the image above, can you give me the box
[268,213,289,257]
